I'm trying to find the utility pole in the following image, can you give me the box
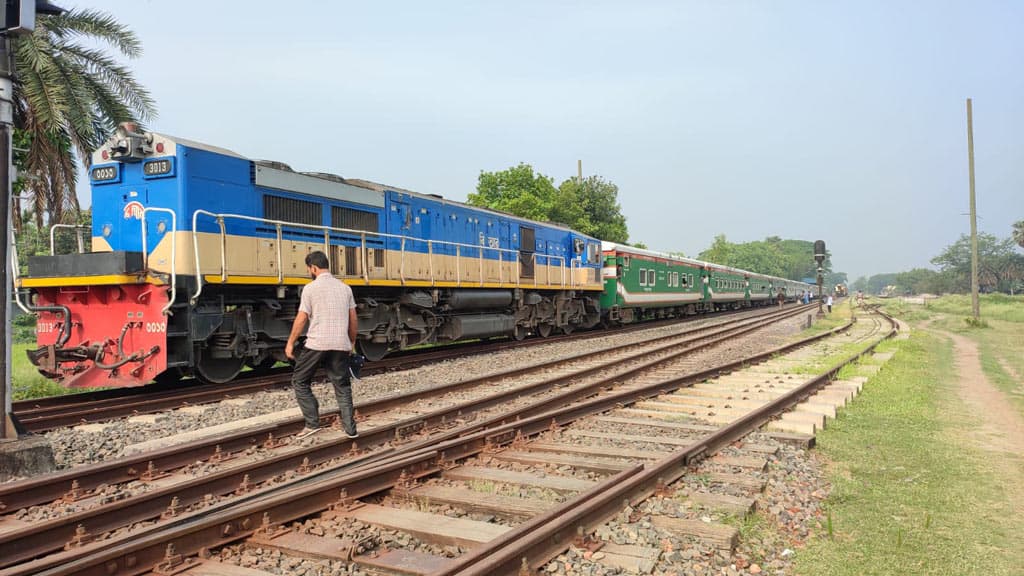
[0,1,63,440]
[577,159,582,186]
[966,98,980,321]
[814,240,826,317]
[0,35,12,439]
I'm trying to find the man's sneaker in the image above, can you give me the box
[295,427,320,440]
[345,430,359,439]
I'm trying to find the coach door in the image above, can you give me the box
[519,225,535,280]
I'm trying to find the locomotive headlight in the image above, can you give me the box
[102,223,112,237]
[143,159,172,176]
[156,221,167,234]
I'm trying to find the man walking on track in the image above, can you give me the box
[285,250,359,439]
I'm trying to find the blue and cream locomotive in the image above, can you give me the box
[22,124,605,387]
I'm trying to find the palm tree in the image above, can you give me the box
[1014,220,1024,249]
[12,8,155,230]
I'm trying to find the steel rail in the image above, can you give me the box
[13,304,796,430]
[0,306,813,570]
[2,310,864,576]
[437,312,898,576]
[2,309,864,573]
[0,305,806,567]
[1,305,807,514]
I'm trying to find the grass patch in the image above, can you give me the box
[791,302,852,340]
[922,293,1024,322]
[11,342,76,401]
[795,331,1021,575]
[884,294,1024,417]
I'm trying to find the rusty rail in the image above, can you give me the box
[2,303,839,569]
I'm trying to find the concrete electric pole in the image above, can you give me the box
[966,98,980,321]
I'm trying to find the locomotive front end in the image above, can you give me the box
[21,123,178,388]
[24,254,169,388]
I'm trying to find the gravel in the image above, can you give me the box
[7,308,843,575]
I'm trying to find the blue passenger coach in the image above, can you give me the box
[21,124,604,387]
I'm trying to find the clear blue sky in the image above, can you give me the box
[86,0,1022,281]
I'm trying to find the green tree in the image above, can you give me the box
[864,273,899,295]
[698,235,834,280]
[931,232,1022,293]
[557,176,629,243]
[893,268,950,295]
[699,234,733,266]
[468,165,634,244]
[468,163,578,225]
[13,8,155,229]
[1013,220,1024,249]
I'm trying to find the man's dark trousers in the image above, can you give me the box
[292,347,356,435]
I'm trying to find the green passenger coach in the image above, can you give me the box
[600,242,811,325]
[600,242,707,323]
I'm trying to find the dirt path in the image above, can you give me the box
[935,328,1024,514]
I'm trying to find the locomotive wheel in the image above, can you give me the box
[537,323,554,338]
[196,351,245,384]
[559,324,575,335]
[513,326,528,341]
[359,341,392,362]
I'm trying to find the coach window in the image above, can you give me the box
[639,268,646,286]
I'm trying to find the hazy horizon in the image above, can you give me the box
[74,1,1022,281]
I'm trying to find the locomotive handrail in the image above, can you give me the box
[48,224,89,255]
[10,225,30,314]
[189,210,566,304]
[140,207,177,315]
[531,252,566,288]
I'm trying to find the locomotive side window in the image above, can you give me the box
[639,268,646,286]
[648,270,656,286]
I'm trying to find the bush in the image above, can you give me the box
[12,312,36,344]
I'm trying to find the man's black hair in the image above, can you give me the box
[305,250,329,269]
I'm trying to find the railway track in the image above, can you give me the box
[12,306,773,433]
[0,304,876,575]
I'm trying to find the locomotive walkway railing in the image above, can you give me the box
[140,207,177,315]
[189,211,576,305]
[48,224,90,255]
[10,225,30,314]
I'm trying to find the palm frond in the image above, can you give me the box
[39,9,143,58]
[12,7,155,226]
[52,41,155,121]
